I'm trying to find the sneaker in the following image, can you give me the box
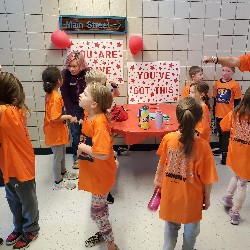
[0,238,3,245]
[107,192,114,204]
[13,232,38,249]
[72,160,79,169]
[53,180,76,190]
[221,195,233,208]
[117,147,129,156]
[115,244,120,250]
[229,210,240,225]
[62,171,78,180]
[212,149,221,156]
[6,231,22,245]
[85,232,104,247]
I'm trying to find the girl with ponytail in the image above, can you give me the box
[154,97,218,250]
[42,66,78,190]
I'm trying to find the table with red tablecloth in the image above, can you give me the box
[111,103,178,145]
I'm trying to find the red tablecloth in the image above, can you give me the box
[111,103,178,145]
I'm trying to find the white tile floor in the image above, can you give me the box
[0,151,250,250]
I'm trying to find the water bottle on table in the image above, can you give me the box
[140,105,149,130]
[148,187,161,212]
[155,110,163,129]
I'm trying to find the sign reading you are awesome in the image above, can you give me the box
[128,62,180,103]
[68,39,123,84]
[60,16,127,34]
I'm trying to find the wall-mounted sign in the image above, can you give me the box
[68,39,124,84]
[128,61,180,103]
[59,15,127,34]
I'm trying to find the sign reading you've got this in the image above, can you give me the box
[128,61,180,103]
[60,15,127,34]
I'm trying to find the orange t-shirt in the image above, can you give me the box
[239,54,250,72]
[43,91,69,146]
[213,79,242,118]
[196,102,211,143]
[0,105,35,184]
[180,82,191,99]
[157,132,218,224]
[220,111,250,180]
[78,113,116,195]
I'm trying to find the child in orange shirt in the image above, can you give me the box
[213,66,242,164]
[154,97,218,250]
[220,87,250,225]
[42,66,78,190]
[85,69,120,204]
[78,83,119,250]
[180,66,204,99]
[189,82,211,143]
[0,72,39,249]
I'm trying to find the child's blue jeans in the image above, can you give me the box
[163,221,200,250]
[5,178,40,234]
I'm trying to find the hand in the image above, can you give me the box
[202,56,211,64]
[78,119,83,125]
[154,174,162,188]
[77,143,84,157]
[203,196,210,210]
[109,80,118,88]
[69,116,77,123]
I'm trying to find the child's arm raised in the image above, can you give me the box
[78,142,108,160]
[203,56,240,68]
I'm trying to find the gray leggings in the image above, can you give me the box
[51,144,67,182]
[5,178,40,233]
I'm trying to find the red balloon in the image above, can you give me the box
[51,30,71,49]
[129,36,143,55]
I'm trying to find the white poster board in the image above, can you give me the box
[127,61,180,103]
[68,39,123,84]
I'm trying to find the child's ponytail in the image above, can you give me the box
[234,86,250,123]
[196,82,210,110]
[43,81,54,94]
[176,97,203,157]
[42,66,61,94]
